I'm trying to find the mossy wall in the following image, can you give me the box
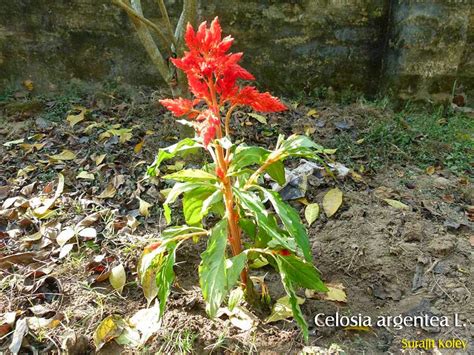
[0,0,472,103]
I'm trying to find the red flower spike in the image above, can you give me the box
[162,17,287,145]
[159,98,200,118]
[231,87,287,112]
[194,110,220,147]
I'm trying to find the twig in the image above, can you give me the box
[156,0,177,48]
[113,0,172,54]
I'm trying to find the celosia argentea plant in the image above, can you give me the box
[140,17,328,339]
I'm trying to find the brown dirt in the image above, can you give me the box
[0,92,472,354]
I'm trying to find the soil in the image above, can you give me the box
[0,91,472,354]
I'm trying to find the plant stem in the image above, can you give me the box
[209,80,247,287]
[243,154,281,190]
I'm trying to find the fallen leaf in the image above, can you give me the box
[129,302,162,344]
[9,318,28,354]
[306,109,318,117]
[305,282,347,303]
[322,283,347,303]
[0,312,16,337]
[0,252,37,269]
[49,149,77,161]
[383,198,409,210]
[57,228,76,247]
[248,113,267,124]
[323,188,343,218]
[109,264,126,294]
[3,138,25,147]
[97,184,117,199]
[23,79,34,91]
[77,171,95,180]
[66,107,86,127]
[76,209,109,230]
[265,296,304,323]
[93,315,125,350]
[138,197,152,217]
[305,203,320,226]
[426,166,435,175]
[78,227,97,239]
[134,139,144,154]
[95,154,106,166]
[469,235,474,247]
[59,244,74,259]
[33,173,64,216]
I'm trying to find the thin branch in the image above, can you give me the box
[113,0,172,54]
[156,0,177,49]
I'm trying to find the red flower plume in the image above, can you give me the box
[160,17,287,146]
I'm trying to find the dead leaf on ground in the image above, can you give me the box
[323,188,343,218]
[265,296,305,323]
[33,173,64,216]
[9,318,28,354]
[66,107,86,127]
[305,203,320,226]
[305,282,347,303]
[48,149,77,161]
[93,315,126,350]
[77,171,95,180]
[109,264,126,294]
[138,197,152,217]
[383,198,409,210]
[97,184,117,199]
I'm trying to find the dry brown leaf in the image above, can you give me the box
[49,150,77,161]
[97,184,117,199]
[138,197,152,217]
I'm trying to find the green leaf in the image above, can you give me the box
[280,134,323,152]
[163,182,216,224]
[198,221,247,317]
[199,220,228,317]
[234,189,296,252]
[230,146,270,172]
[265,295,305,323]
[226,253,247,290]
[161,225,207,240]
[274,254,327,292]
[183,187,214,226]
[162,169,217,183]
[248,112,267,124]
[279,134,325,161]
[272,255,307,340]
[239,217,257,239]
[265,160,286,185]
[155,243,177,317]
[201,190,223,216]
[258,188,312,261]
[147,138,202,176]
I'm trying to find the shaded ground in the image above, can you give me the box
[0,87,473,354]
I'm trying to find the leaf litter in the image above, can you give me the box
[0,91,472,354]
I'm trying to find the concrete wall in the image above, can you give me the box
[0,0,472,103]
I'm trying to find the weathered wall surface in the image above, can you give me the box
[0,0,472,102]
